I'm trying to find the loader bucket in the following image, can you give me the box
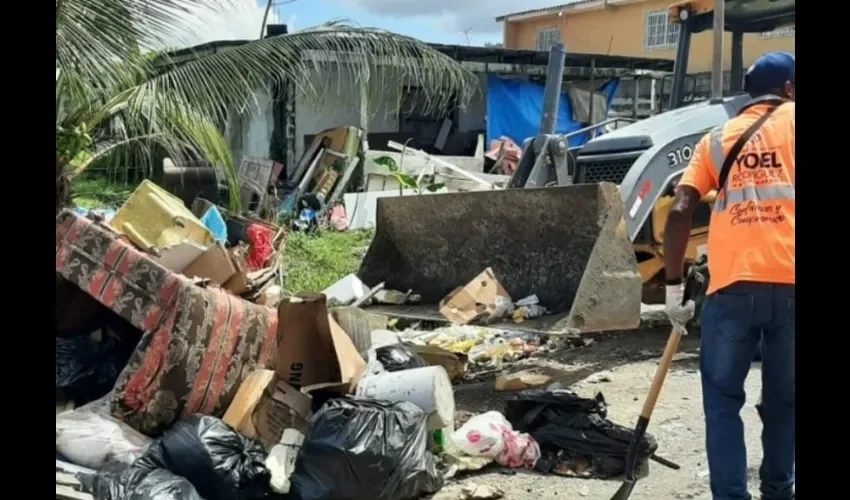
[357,182,642,335]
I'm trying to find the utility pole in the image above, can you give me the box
[461,29,472,45]
[710,0,725,102]
[260,0,299,39]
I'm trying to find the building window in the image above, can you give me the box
[644,10,680,50]
[536,26,561,52]
[759,26,795,39]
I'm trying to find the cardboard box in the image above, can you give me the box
[155,241,206,273]
[182,242,237,286]
[276,293,366,392]
[223,369,311,451]
[439,267,513,325]
[223,250,250,294]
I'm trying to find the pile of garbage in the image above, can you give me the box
[72,180,285,306]
[56,184,666,500]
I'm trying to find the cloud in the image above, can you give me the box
[158,0,283,49]
[338,0,554,34]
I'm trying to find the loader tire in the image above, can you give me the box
[330,306,373,355]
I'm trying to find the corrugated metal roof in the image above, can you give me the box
[495,0,599,22]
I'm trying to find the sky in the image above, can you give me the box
[165,0,558,49]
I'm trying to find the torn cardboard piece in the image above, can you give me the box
[439,268,513,325]
[495,370,552,392]
[155,241,206,273]
[223,369,311,451]
[408,344,468,382]
[223,248,250,294]
[182,241,236,286]
[276,293,366,393]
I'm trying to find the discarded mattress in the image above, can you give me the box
[56,211,280,436]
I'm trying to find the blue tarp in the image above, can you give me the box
[486,75,620,148]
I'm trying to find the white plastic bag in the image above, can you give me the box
[449,411,541,469]
[265,428,306,494]
[56,396,152,469]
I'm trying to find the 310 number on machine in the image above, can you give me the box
[667,144,693,168]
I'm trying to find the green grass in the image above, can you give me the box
[73,176,137,209]
[282,229,375,293]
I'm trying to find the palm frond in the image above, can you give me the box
[147,24,480,127]
[60,80,242,212]
[56,0,238,102]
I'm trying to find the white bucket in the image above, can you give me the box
[357,366,455,430]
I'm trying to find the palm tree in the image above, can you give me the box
[56,0,477,214]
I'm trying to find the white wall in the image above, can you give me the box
[294,67,403,160]
[225,89,275,164]
[225,67,490,164]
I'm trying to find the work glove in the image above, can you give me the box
[665,283,695,334]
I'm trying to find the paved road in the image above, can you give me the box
[440,329,767,500]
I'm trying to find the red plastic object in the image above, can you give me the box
[245,223,274,270]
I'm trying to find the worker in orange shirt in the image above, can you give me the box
[662,52,795,500]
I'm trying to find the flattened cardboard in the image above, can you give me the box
[439,267,513,325]
[276,293,366,392]
[223,369,275,431]
[222,369,311,451]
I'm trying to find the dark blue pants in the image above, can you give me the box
[700,282,795,500]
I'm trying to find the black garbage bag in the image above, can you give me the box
[93,465,203,500]
[289,397,443,500]
[374,343,428,372]
[136,415,271,500]
[504,389,658,479]
[56,317,142,404]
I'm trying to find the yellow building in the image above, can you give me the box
[496,0,794,74]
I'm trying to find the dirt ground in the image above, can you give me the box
[437,327,766,500]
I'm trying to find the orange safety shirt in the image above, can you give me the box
[679,98,795,295]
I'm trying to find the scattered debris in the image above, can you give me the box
[58,170,690,500]
[505,390,659,479]
[512,294,548,323]
[408,344,469,382]
[495,370,552,391]
[460,483,505,500]
[450,411,541,469]
[585,370,614,384]
[323,273,371,306]
[375,288,412,305]
[485,136,522,175]
[440,268,514,325]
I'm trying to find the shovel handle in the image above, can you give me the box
[640,326,683,419]
[620,325,683,485]
[639,272,694,418]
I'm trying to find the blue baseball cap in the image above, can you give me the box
[744,52,795,95]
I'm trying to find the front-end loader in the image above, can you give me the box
[355,0,794,336]
[573,0,794,303]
